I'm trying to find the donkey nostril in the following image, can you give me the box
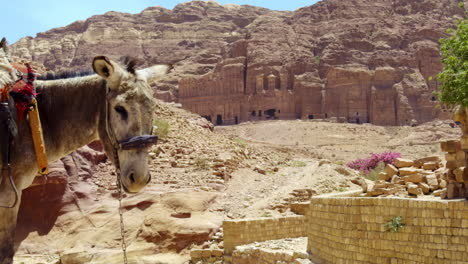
[129,173,135,183]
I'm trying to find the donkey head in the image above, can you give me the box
[93,56,170,193]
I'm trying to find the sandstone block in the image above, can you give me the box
[453,167,468,183]
[211,249,224,257]
[447,182,459,199]
[201,250,212,258]
[440,140,461,153]
[439,179,447,188]
[418,183,430,194]
[367,188,385,196]
[378,172,390,181]
[461,136,468,150]
[390,175,400,184]
[403,174,425,183]
[351,178,368,192]
[422,162,438,171]
[399,168,421,176]
[433,189,445,197]
[407,184,423,196]
[191,250,204,258]
[384,164,398,177]
[456,150,466,161]
[394,158,414,168]
[445,160,463,170]
[445,153,456,162]
[440,190,447,199]
[425,174,439,190]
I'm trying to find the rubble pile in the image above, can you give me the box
[364,156,447,197]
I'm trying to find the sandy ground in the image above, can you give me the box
[215,119,460,162]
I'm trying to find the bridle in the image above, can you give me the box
[104,86,158,179]
[103,86,157,264]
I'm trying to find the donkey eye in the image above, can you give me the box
[114,106,128,120]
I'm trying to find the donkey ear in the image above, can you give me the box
[93,56,115,78]
[0,38,8,53]
[137,64,172,82]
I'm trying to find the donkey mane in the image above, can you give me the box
[37,56,141,81]
[37,70,94,81]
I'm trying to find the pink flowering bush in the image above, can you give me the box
[347,152,401,174]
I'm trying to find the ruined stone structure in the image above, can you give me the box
[179,61,441,126]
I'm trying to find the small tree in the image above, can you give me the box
[437,10,468,106]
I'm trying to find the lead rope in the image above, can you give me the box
[0,102,19,209]
[104,88,128,264]
[116,163,128,264]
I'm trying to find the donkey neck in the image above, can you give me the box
[35,75,106,161]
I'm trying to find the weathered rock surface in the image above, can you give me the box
[10,0,465,125]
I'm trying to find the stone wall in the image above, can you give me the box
[223,216,307,254]
[307,196,468,264]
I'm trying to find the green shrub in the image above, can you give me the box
[437,17,468,106]
[363,162,385,181]
[233,137,247,148]
[153,119,170,139]
[291,160,307,167]
[384,216,405,233]
[194,157,210,170]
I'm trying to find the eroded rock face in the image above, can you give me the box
[11,0,465,125]
[15,142,106,243]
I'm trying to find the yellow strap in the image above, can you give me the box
[28,98,48,174]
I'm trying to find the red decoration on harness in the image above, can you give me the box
[10,63,36,123]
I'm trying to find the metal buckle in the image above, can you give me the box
[119,135,158,150]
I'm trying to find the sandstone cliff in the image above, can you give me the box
[10,0,466,125]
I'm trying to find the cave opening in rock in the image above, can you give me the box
[431,96,436,101]
[265,109,276,119]
[259,110,262,117]
[216,114,223,125]
[251,111,256,117]
[235,116,238,124]
[308,114,314,119]
[202,115,212,122]
[325,113,328,118]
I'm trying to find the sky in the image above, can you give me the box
[2,0,320,44]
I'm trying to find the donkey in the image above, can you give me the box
[0,39,170,263]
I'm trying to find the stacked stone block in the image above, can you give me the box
[307,197,468,264]
[190,249,224,264]
[365,156,446,197]
[441,140,468,199]
[223,216,306,254]
[231,247,310,264]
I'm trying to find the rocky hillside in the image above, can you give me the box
[10,0,466,125]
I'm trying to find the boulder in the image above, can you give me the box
[378,172,390,181]
[418,183,430,194]
[399,167,421,176]
[402,174,424,183]
[407,184,423,196]
[413,156,441,168]
[394,158,414,168]
[422,162,438,171]
[384,164,399,178]
[425,174,439,190]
